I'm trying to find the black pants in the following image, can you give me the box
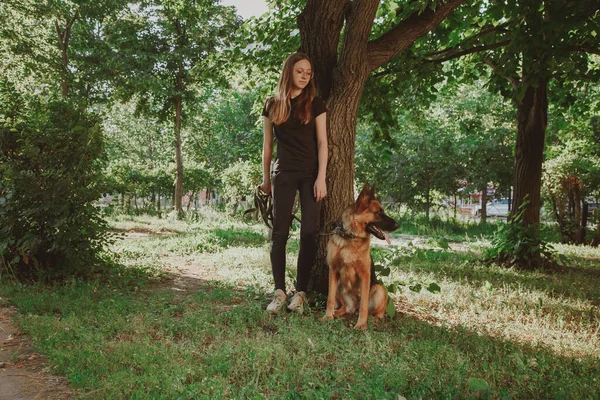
[270,170,321,293]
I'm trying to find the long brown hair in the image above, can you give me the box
[267,52,316,125]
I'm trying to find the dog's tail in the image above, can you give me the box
[368,284,388,318]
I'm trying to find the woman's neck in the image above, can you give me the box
[290,89,302,99]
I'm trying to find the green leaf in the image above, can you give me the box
[468,377,490,391]
[484,280,493,292]
[380,267,391,277]
[426,282,441,294]
[409,284,422,293]
[436,237,450,250]
[386,298,396,318]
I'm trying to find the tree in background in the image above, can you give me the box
[0,0,125,99]
[423,0,600,267]
[544,83,600,244]
[106,0,238,215]
[188,88,263,175]
[102,100,175,213]
[356,79,513,222]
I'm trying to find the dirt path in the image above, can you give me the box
[0,307,72,400]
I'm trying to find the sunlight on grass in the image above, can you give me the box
[2,212,599,399]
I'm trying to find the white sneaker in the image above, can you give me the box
[287,291,306,314]
[266,289,287,314]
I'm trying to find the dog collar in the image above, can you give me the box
[331,220,360,239]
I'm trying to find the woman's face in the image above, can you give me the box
[291,59,312,91]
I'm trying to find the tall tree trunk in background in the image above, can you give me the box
[570,179,583,244]
[173,64,184,215]
[425,178,431,221]
[54,16,77,98]
[298,0,463,293]
[512,77,548,230]
[480,188,487,224]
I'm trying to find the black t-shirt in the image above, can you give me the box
[262,96,327,172]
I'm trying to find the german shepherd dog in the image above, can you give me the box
[324,183,399,330]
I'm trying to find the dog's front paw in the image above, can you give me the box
[322,314,334,321]
[353,321,367,330]
[334,308,346,317]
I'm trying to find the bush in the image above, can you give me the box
[484,201,562,270]
[220,160,261,214]
[0,84,110,280]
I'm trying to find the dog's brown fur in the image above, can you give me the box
[323,184,399,329]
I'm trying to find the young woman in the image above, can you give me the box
[260,52,328,314]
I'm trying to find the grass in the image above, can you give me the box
[387,207,561,244]
[1,210,599,399]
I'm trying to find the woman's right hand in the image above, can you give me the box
[259,179,271,195]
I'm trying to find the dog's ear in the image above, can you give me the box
[355,183,372,212]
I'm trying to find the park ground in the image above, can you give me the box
[1,209,599,399]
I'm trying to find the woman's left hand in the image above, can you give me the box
[314,177,327,202]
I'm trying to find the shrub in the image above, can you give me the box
[220,160,261,214]
[484,201,562,270]
[0,83,110,280]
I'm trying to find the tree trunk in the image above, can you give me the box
[571,182,583,244]
[480,188,487,225]
[512,78,548,228]
[425,180,431,221]
[173,64,184,215]
[454,193,458,219]
[54,16,76,98]
[187,191,195,212]
[594,216,600,247]
[299,0,463,293]
[309,73,370,294]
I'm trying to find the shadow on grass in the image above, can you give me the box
[394,250,600,306]
[1,270,599,399]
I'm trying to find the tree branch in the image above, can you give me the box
[372,40,510,78]
[425,40,511,63]
[424,22,510,59]
[565,45,600,56]
[483,57,519,90]
[366,0,463,72]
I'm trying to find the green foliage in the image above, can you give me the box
[0,85,109,280]
[544,85,600,244]
[0,0,128,100]
[468,377,491,398]
[188,88,263,173]
[356,80,514,220]
[373,245,444,317]
[543,140,599,243]
[105,0,239,120]
[385,205,503,240]
[485,201,562,269]
[220,160,261,210]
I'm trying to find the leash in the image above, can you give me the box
[243,187,356,240]
[243,186,300,229]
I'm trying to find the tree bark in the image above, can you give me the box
[310,78,370,293]
[480,188,487,224]
[298,0,346,99]
[425,178,431,221]
[54,14,77,98]
[299,0,464,293]
[512,78,548,228]
[173,63,184,215]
